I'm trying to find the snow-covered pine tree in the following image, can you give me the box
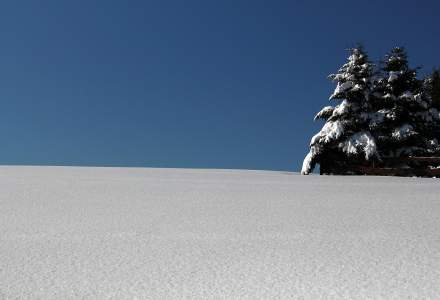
[371,47,440,159]
[301,47,378,175]
[424,68,440,154]
[426,69,440,110]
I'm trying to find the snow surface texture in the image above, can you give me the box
[1,166,440,299]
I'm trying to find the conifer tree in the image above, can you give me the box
[371,47,439,159]
[425,69,440,111]
[424,69,440,153]
[302,47,378,174]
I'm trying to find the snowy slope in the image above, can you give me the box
[1,166,440,299]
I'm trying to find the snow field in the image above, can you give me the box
[1,166,440,299]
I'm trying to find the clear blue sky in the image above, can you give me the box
[1,0,439,171]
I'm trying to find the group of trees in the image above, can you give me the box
[302,46,440,175]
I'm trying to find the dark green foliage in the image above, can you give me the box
[426,69,440,110]
[302,46,440,175]
[302,47,378,175]
[424,69,440,150]
[370,47,433,160]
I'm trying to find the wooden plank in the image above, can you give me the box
[355,166,411,176]
[401,157,440,163]
[354,165,440,177]
[426,168,440,176]
[320,156,440,177]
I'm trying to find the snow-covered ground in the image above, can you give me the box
[1,166,439,299]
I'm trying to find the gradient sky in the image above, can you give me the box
[1,0,439,171]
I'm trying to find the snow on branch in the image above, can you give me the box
[310,120,344,146]
[329,81,353,99]
[391,124,417,140]
[314,106,334,121]
[340,131,377,160]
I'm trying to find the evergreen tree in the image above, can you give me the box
[425,69,440,109]
[371,47,439,159]
[301,47,378,174]
[424,69,440,154]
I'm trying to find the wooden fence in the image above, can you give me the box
[352,157,440,177]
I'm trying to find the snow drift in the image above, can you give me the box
[1,166,440,299]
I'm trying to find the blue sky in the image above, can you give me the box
[1,0,439,171]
